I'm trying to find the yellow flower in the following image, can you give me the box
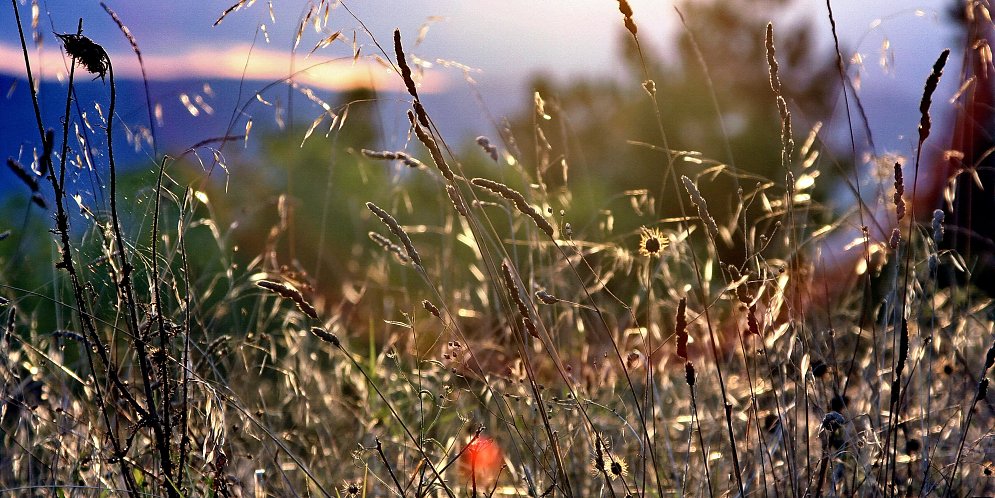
[638,227,668,257]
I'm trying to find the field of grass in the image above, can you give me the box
[2,0,995,496]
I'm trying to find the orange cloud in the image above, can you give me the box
[0,41,448,93]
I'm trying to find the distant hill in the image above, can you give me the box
[0,73,523,197]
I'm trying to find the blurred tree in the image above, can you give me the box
[508,0,839,263]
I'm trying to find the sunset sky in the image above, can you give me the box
[1,0,953,89]
[0,0,962,156]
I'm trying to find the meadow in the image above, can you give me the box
[2,0,994,496]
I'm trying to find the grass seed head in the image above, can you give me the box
[676,297,688,360]
[393,29,418,101]
[310,327,340,347]
[366,202,422,267]
[340,481,361,497]
[472,178,554,238]
[893,162,906,221]
[446,185,468,217]
[422,299,441,318]
[368,231,410,263]
[617,0,637,36]
[535,290,559,305]
[408,111,453,181]
[256,280,319,321]
[932,209,945,243]
[6,158,40,193]
[918,49,950,143]
[685,361,696,387]
[681,176,719,240]
[476,136,499,162]
[889,228,901,250]
[765,23,781,95]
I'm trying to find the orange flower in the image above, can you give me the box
[460,435,503,487]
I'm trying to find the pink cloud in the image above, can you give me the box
[0,41,448,94]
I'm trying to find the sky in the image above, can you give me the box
[0,0,963,157]
[0,0,955,88]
